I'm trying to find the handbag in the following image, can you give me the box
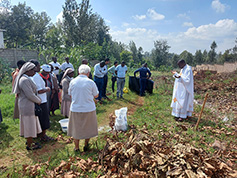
[35,104,42,117]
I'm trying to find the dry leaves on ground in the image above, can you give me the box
[20,126,237,178]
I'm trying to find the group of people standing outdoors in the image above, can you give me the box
[6,55,193,152]
[11,57,77,150]
[9,57,131,151]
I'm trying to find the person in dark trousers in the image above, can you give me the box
[102,58,110,99]
[93,61,107,102]
[108,61,118,93]
[134,63,151,96]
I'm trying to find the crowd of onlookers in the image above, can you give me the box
[0,56,153,151]
[7,57,130,151]
[1,56,195,152]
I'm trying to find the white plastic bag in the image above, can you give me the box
[114,107,128,131]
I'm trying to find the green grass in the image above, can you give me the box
[0,71,236,177]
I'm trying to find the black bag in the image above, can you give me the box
[35,104,42,117]
[129,76,154,95]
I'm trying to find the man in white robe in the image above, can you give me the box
[171,59,194,121]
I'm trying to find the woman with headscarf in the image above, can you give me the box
[12,62,42,150]
[61,68,74,118]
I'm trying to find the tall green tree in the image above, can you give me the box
[179,50,194,66]
[129,41,138,63]
[207,41,217,64]
[96,17,111,46]
[171,54,179,68]
[109,41,125,62]
[0,2,33,48]
[137,47,144,64]
[62,0,110,47]
[151,40,170,68]
[0,0,11,9]
[232,37,237,61]
[30,12,51,49]
[63,0,78,47]
[194,50,203,65]
[45,23,64,52]
[120,50,132,64]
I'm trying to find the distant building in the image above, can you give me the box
[0,29,6,49]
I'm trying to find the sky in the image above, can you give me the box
[5,0,237,54]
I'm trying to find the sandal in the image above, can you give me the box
[26,143,42,150]
[41,135,56,142]
[84,144,90,152]
[174,117,179,121]
[178,118,184,122]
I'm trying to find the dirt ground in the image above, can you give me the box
[194,70,237,121]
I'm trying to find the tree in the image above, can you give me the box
[62,0,110,47]
[203,50,208,63]
[30,12,51,49]
[137,47,144,64]
[45,23,64,52]
[120,50,132,64]
[62,0,78,47]
[232,37,237,61]
[194,50,203,65]
[0,0,11,9]
[171,54,179,68]
[0,2,33,48]
[179,50,194,66]
[207,41,217,64]
[109,41,125,62]
[129,41,138,63]
[151,40,170,68]
[96,17,110,46]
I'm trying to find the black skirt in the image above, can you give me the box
[50,90,59,112]
[38,103,50,130]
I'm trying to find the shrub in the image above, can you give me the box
[0,57,12,84]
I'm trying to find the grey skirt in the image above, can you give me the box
[20,115,42,138]
[67,110,98,139]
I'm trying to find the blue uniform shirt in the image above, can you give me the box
[134,67,151,79]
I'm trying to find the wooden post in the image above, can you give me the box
[195,93,208,131]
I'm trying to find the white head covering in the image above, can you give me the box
[41,64,51,72]
[61,68,74,84]
[12,62,36,94]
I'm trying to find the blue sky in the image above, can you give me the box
[7,0,237,54]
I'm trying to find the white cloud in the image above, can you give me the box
[211,0,229,13]
[183,22,193,27]
[110,19,237,54]
[110,27,162,50]
[147,9,165,20]
[56,11,63,22]
[177,13,190,20]
[170,19,237,53]
[133,14,146,21]
[184,19,237,40]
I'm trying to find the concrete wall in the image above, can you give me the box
[194,62,237,73]
[0,48,46,68]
